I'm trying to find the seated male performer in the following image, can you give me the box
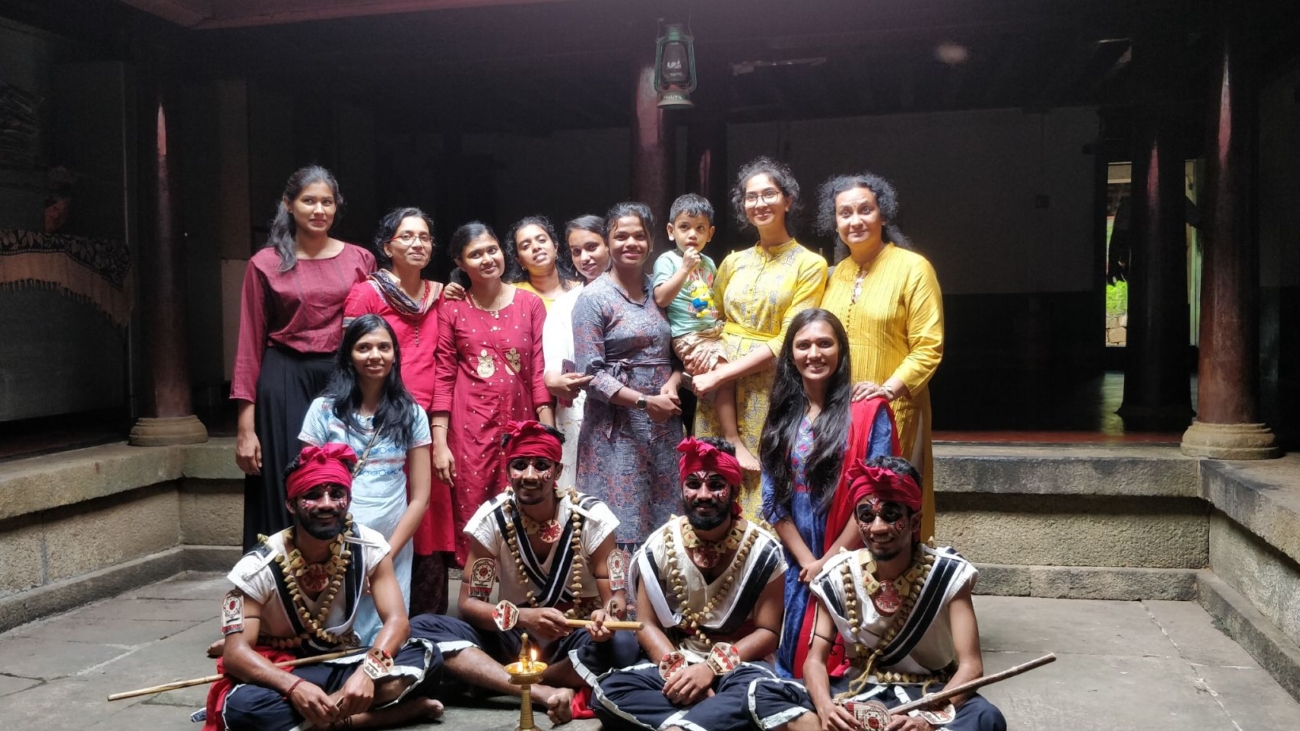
[748,456,1006,731]
[592,437,787,731]
[210,443,442,731]
[411,420,634,724]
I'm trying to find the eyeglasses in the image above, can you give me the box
[854,502,908,524]
[391,232,433,245]
[508,457,556,472]
[742,189,782,206]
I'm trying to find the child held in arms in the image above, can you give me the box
[652,194,757,471]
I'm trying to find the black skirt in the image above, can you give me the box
[242,346,334,549]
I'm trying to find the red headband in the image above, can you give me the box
[677,437,744,489]
[286,443,356,501]
[502,420,563,462]
[846,460,922,514]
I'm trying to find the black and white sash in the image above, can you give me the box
[265,538,368,655]
[490,493,599,608]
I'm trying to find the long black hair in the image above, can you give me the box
[266,165,344,272]
[504,215,581,285]
[372,206,434,269]
[759,308,854,515]
[729,156,802,231]
[322,314,418,450]
[816,172,910,263]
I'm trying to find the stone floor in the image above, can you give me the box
[0,572,1297,730]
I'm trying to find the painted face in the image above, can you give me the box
[286,181,336,236]
[568,229,610,282]
[742,173,789,230]
[854,497,916,562]
[682,469,734,530]
[668,213,714,251]
[351,328,395,383]
[514,223,558,278]
[383,216,432,271]
[791,319,840,384]
[835,186,885,248]
[291,483,350,540]
[507,456,560,505]
[456,234,505,283]
[608,216,649,269]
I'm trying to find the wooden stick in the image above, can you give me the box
[107,648,364,701]
[565,618,643,631]
[892,653,1056,714]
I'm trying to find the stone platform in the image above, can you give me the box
[0,572,1297,731]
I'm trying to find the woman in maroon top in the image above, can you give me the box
[231,165,374,549]
[344,206,455,615]
[429,222,554,566]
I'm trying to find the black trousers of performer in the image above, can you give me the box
[222,640,440,731]
[242,347,333,550]
[593,661,775,731]
[409,614,641,686]
[748,675,1007,731]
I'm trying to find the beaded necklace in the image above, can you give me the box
[501,489,587,618]
[662,516,759,648]
[836,546,935,698]
[262,518,354,649]
[679,519,746,568]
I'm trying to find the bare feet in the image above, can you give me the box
[731,440,761,472]
[206,638,225,658]
[536,685,575,725]
[342,696,444,729]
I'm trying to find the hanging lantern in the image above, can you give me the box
[654,23,697,109]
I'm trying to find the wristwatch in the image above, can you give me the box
[635,395,648,410]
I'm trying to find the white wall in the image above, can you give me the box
[729,108,1100,295]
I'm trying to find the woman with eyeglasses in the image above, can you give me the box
[690,156,828,523]
[344,207,454,615]
[430,222,554,567]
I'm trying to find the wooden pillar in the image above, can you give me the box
[631,38,675,253]
[1181,0,1279,458]
[129,50,208,446]
[1116,26,1193,430]
[685,53,730,243]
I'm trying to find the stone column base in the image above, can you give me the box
[1180,420,1280,459]
[129,415,209,447]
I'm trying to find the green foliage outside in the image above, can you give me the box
[1106,280,1128,317]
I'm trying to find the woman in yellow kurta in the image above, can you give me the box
[818,172,944,540]
[692,157,828,522]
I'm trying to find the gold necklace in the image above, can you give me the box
[263,518,355,649]
[469,289,505,319]
[663,517,758,647]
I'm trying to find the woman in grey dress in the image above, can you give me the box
[573,202,684,551]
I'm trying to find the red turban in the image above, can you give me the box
[502,420,563,462]
[845,459,922,514]
[677,437,743,488]
[286,443,357,500]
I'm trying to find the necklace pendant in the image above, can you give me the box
[299,564,330,594]
[872,581,902,615]
[539,519,562,544]
[691,546,720,569]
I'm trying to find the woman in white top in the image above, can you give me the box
[542,215,610,474]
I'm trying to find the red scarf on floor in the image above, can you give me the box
[203,647,297,731]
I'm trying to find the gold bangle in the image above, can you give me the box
[431,424,448,430]
[535,404,553,413]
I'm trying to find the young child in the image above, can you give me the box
[652,193,759,471]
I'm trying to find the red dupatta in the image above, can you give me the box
[790,396,900,678]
